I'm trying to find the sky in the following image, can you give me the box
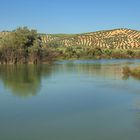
[0,0,140,34]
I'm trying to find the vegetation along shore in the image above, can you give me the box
[0,27,140,64]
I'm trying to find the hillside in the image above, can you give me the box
[1,28,140,50]
[41,28,140,50]
[1,28,140,62]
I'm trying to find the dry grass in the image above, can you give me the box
[123,66,140,79]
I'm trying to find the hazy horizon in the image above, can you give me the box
[0,0,140,34]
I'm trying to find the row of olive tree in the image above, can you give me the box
[0,27,56,64]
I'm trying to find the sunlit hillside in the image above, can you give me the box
[41,28,140,50]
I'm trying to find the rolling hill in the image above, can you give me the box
[1,28,140,50]
[41,28,140,50]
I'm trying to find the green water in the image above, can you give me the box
[0,59,140,140]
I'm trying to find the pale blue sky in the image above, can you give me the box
[0,0,139,33]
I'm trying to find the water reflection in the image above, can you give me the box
[0,65,52,97]
[1,60,140,140]
[54,62,123,80]
[0,60,138,98]
[132,97,140,133]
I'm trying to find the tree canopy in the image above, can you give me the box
[0,27,55,64]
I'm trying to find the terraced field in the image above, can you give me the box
[1,28,140,50]
[41,28,140,50]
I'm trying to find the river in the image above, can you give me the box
[0,59,140,140]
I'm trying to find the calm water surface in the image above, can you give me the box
[0,59,140,140]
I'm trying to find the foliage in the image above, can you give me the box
[0,27,56,64]
[55,46,140,59]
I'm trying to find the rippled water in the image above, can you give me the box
[0,59,140,140]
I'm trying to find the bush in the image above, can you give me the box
[0,27,56,64]
[123,66,131,76]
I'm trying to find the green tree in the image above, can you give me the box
[0,27,56,64]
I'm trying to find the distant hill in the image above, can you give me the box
[41,28,140,50]
[1,28,140,50]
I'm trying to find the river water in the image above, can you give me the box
[0,59,140,140]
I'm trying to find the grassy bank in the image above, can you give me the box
[56,47,140,60]
[123,66,140,79]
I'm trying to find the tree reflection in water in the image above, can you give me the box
[0,61,127,98]
[0,65,52,97]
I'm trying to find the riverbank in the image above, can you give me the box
[123,66,140,79]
